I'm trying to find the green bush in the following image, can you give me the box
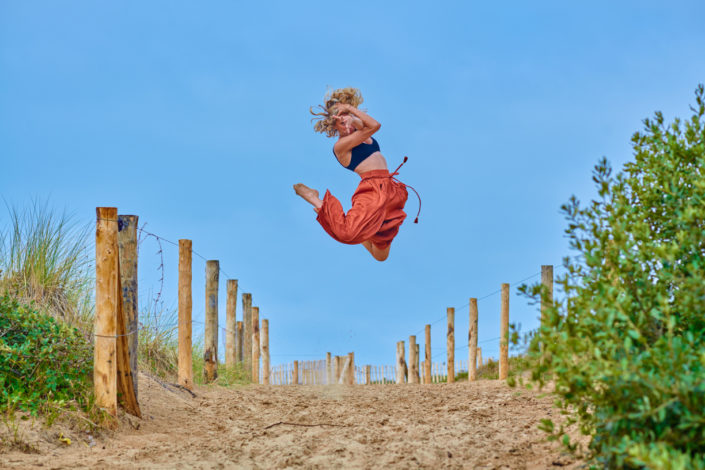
[522,85,705,468]
[0,294,93,415]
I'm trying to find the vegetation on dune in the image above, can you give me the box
[0,295,100,422]
[0,202,103,427]
[521,85,705,468]
[0,201,93,334]
[137,301,179,381]
[0,199,250,400]
[191,340,251,386]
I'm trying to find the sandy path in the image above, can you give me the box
[2,375,580,469]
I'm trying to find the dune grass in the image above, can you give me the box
[191,339,251,387]
[0,200,93,334]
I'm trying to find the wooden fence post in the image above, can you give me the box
[337,356,348,384]
[447,307,455,383]
[95,207,118,416]
[262,319,269,385]
[236,321,243,363]
[178,240,193,389]
[424,324,431,385]
[396,341,406,384]
[252,306,260,383]
[115,252,140,417]
[409,336,418,383]
[347,352,355,385]
[477,347,483,368]
[117,214,139,398]
[365,365,371,385]
[541,265,553,326]
[414,343,421,383]
[499,283,510,380]
[225,279,238,368]
[326,352,332,385]
[334,356,341,383]
[468,298,478,382]
[242,293,252,375]
[204,260,219,383]
[292,361,299,385]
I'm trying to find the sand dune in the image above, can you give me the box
[2,375,581,469]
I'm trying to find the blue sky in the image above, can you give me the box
[2,1,704,370]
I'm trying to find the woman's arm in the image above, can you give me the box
[344,104,380,131]
[333,104,381,157]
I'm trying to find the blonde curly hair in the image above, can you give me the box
[310,87,364,137]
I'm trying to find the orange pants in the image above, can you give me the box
[316,169,408,249]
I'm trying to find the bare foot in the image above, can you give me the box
[293,183,323,210]
[362,240,390,262]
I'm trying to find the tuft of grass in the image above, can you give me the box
[0,200,93,334]
[0,409,38,454]
[451,356,532,382]
[191,340,250,387]
[137,300,179,381]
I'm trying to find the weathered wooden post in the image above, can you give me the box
[178,239,193,389]
[225,279,238,368]
[292,361,299,385]
[477,347,483,368]
[204,260,219,382]
[262,318,269,385]
[326,352,332,384]
[334,356,341,383]
[499,283,510,380]
[95,207,118,416]
[414,343,421,383]
[242,293,253,375]
[346,352,355,385]
[396,341,405,384]
[365,365,371,384]
[252,306,260,383]
[541,265,553,325]
[424,324,431,384]
[236,321,244,363]
[447,307,455,383]
[468,298,478,382]
[117,214,138,398]
[409,336,418,383]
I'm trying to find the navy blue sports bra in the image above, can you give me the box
[334,137,380,171]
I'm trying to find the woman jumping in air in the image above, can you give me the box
[294,87,418,261]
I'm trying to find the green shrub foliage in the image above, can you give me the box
[0,294,92,414]
[524,85,705,469]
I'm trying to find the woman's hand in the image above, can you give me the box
[334,103,353,115]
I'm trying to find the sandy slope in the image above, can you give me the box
[1,374,581,469]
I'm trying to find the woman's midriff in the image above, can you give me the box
[353,152,388,175]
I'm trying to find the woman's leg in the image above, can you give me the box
[316,184,387,245]
[293,183,323,210]
[361,241,390,262]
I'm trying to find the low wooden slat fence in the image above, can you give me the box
[266,359,489,385]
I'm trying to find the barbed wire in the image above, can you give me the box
[410,262,566,337]
[94,216,568,366]
[94,216,251,344]
[96,217,239,285]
